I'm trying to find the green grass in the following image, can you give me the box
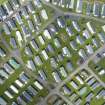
[0,0,7,4]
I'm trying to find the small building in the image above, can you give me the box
[86,92,94,102]
[78,49,87,60]
[10,85,19,94]
[41,50,49,60]
[98,32,105,43]
[70,80,79,90]
[93,2,100,17]
[52,71,61,83]
[76,75,84,85]
[27,85,38,96]
[66,61,73,72]
[4,90,13,99]
[17,96,27,105]
[86,44,94,55]
[33,14,41,25]
[102,25,105,32]
[76,35,84,45]
[30,39,39,52]
[101,4,105,18]
[46,44,54,54]
[76,0,83,13]
[15,13,23,25]
[98,69,105,75]
[54,38,61,48]
[72,21,81,32]
[16,31,23,47]
[74,98,82,105]
[49,24,58,35]
[10,37,17,49]
[43,29,51,40]
[27,20,35,32]
[34,81,43,90]
[62,47,71,57]
[66,26,74,37]
[86,22,96,35]
[3,2,13,15]
[0,6,7,20]
[19,72,29,84]
[33,0,42,8]
[15,79,24,88]
[4,63,14,75]
[7,19,16,30]
[40,9,48,20]
[22,91,32,102]
[0,97,7,105]
[57,17,65,28]
[70,40,78,51]
[8,58,20,70]
[86,2,92,16]
[27,59,36,71]
[38,70,47,80]
[3,23,11,35]
[83,29,91,39]
[21,25,31,40]
[63,85,71,95]
[0,48,6,57]
[0,69,9,79]
[25,46,33,56]
[96,89,105,99]
[69,93,77,101]
[59,66,67,78]
[27,1,35,14]
[38,35,45,45]
[87,77,96,86]
[57,53,64,62]
[59,0,65,8]
[10,0,20,9]
[21,7,29,19]
[92,38,99,48]
[34,55,43,66]
[67,0,74,9]
[91,81,100,90]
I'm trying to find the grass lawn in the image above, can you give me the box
[0,0,7,4]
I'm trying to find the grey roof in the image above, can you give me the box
[25,46,33,56]
[86,92,94,102]
[86,2,92,15]
[3,23,11,35]
[27,20,35,32]
[0,97,7,105]
[22,91,32,102]
[3,2,13,15]
[10,0,20,9]
[6,19,16,30]
[10,37,17,48]
[91,81,100,90]
[34,55,43,66]
[57,18,65,28]
[87,77,96,86]
[21,7,29,19]
[15,13,23,25]
[66,61,73,71]
[66,26,73,36]
[26,1,35,14]
[30,39,39,52]
[17,96,27,105]
[93,2,100,17]
[101,4,105,17]
[76,0,83,13]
